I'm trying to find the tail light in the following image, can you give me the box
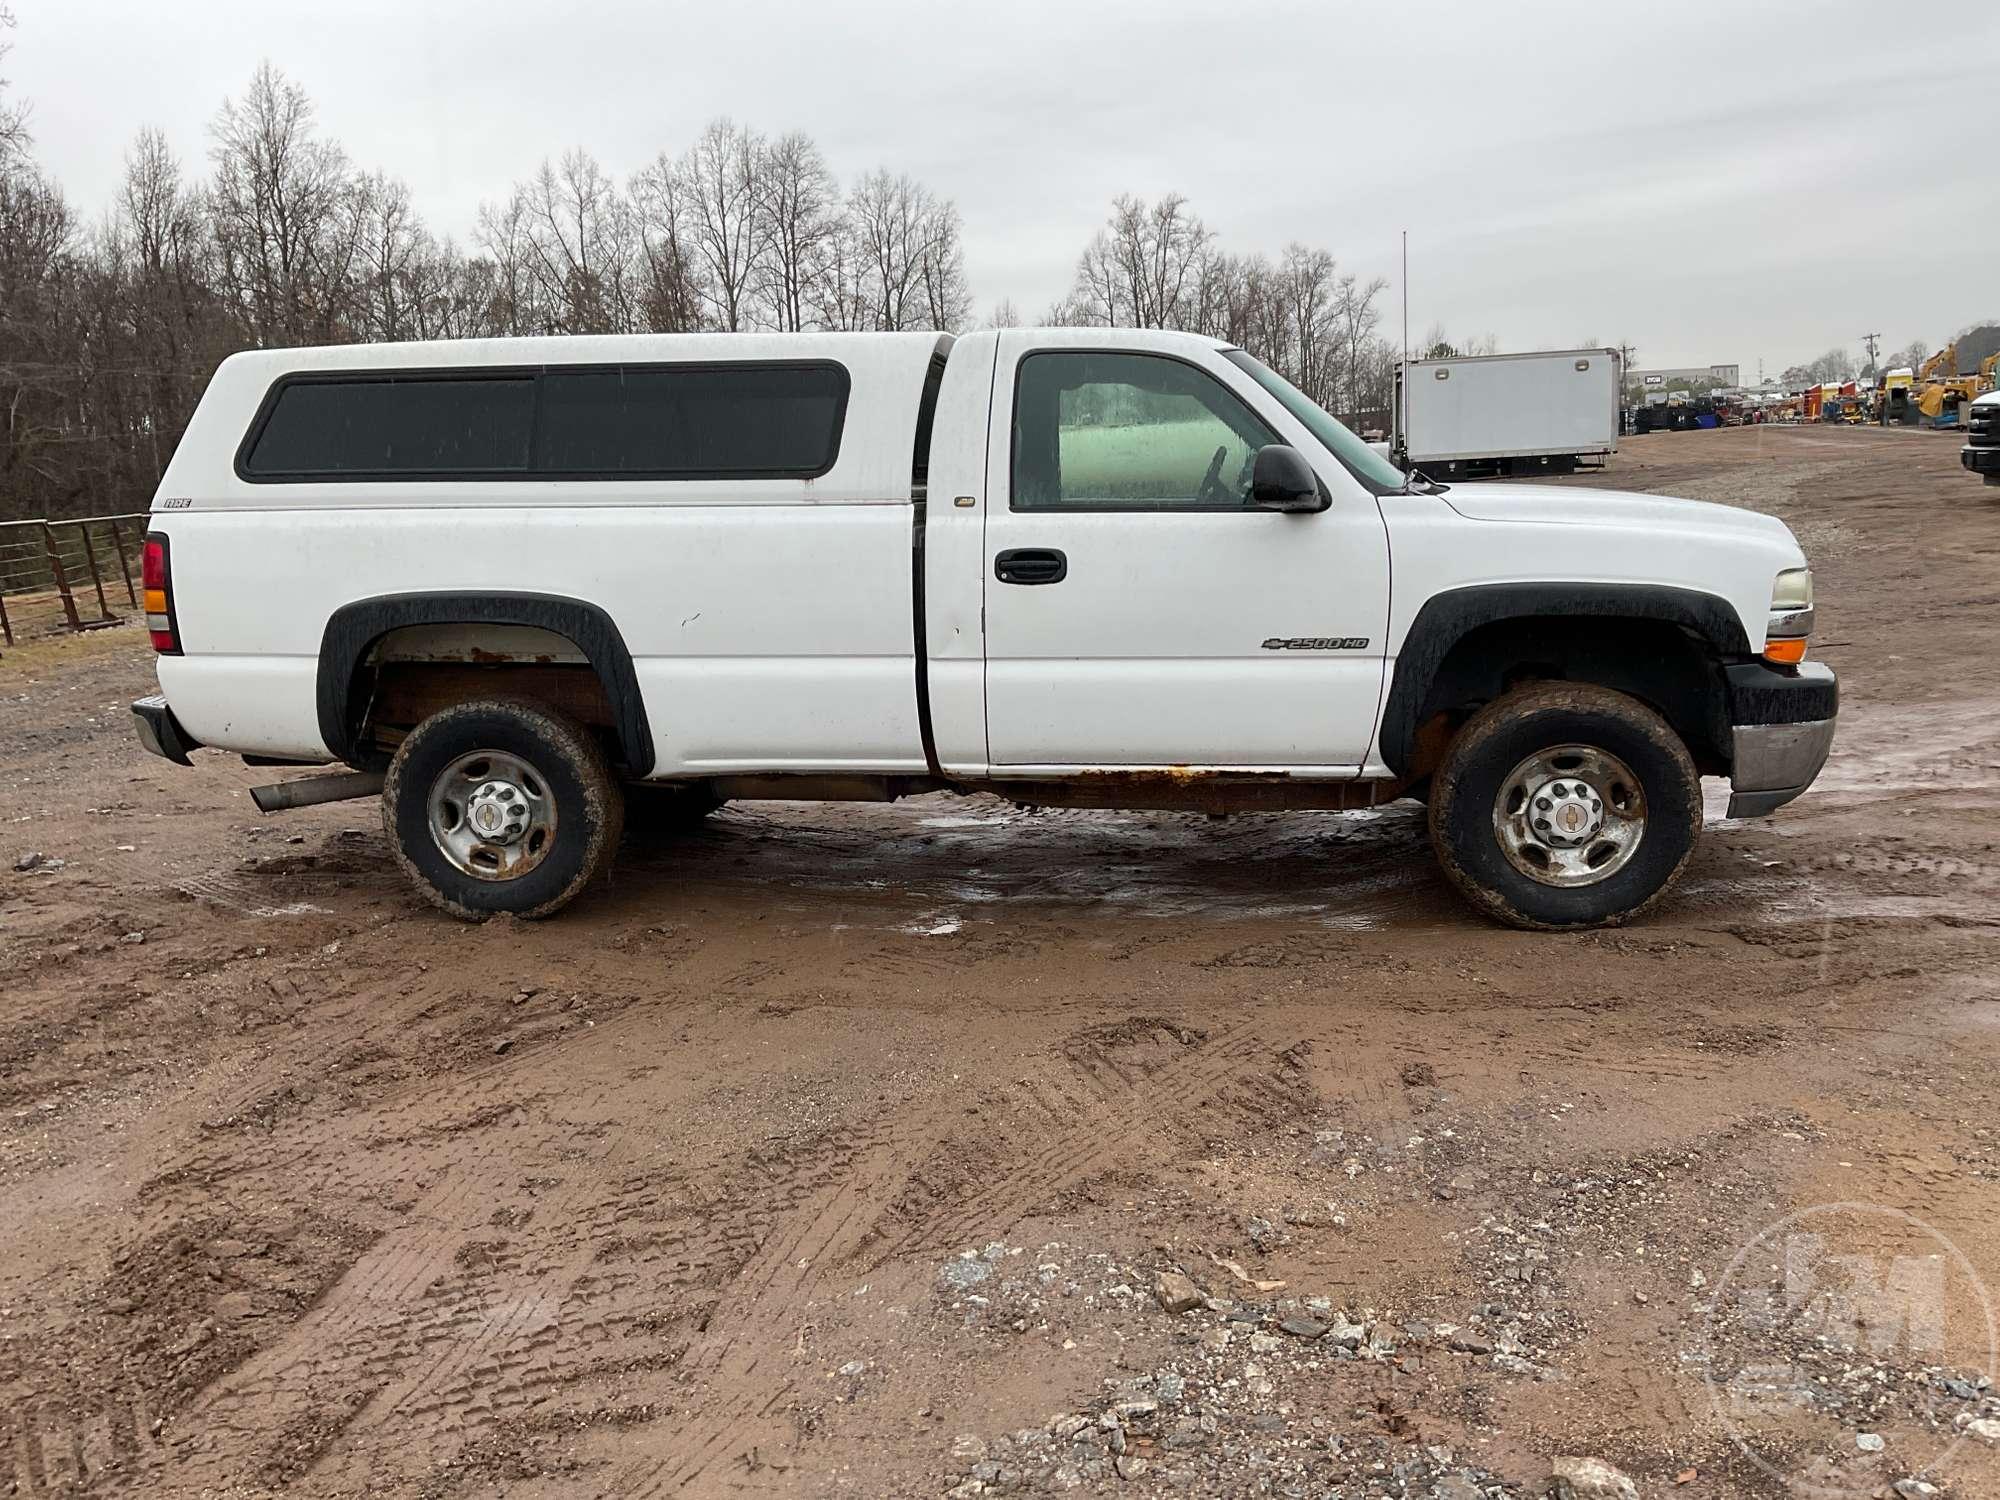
[142,532,181,654]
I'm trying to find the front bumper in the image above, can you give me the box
[1962,445,2000,482]
[1723,660,1837,818]
[132,694,201,767]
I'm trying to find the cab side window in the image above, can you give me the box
[1012,351,1276,511]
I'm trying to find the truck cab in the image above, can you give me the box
[133,328,1836,930]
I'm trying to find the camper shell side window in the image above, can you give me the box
[237,361,851,482]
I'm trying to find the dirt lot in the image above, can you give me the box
[4,425,1999,1500]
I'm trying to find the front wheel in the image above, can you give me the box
[1428,683,1701,931]
[382,698,625,920]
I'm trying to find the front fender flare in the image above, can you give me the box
[1378,582,1751,776]
[317,591,653,774]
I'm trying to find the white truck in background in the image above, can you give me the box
[1395,348,1623,481]
[1964,388,2000,484]
[132,328,1834,931]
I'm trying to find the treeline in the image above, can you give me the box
[1042,192,1396,429]
[1784,323,2000,389]
[0,43,1397,521]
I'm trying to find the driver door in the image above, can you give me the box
[981,335,1390,769]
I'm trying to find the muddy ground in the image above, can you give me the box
[3,425,1999,1500]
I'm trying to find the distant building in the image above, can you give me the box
[1631,363,1740,390]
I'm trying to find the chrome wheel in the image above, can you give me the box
[1491,743,1646,888]
[426,749,556,881]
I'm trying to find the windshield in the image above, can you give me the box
[1223,350,1407,493]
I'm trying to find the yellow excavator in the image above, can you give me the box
[1915,343,1981,428]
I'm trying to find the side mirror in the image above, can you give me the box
[1250,444,1329,512]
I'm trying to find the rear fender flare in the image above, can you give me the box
[317,592,652,774]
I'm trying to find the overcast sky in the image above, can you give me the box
[11,1,1997,373]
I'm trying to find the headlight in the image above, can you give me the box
[1765,567,1814,664]
[1771,568,1813,611]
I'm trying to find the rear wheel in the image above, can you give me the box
[382,698,624,920]
[1428,682,1701,930]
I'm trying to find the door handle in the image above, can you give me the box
[994,548,1068,585]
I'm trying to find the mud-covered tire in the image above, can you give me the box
[1428,682,1701,931]
[622,784,726,839]
[382,698,624,921]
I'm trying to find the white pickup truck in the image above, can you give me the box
[131,328,1836,930]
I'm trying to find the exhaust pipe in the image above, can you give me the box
[249,771,385,814]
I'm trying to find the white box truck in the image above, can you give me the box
[1396,348,1623,480]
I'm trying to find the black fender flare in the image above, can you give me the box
[1378,582,1751,775]
[316,592,654,774]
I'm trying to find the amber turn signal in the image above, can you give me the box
[1763,637,1808,665]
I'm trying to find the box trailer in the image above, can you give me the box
[1395,348,1622,480]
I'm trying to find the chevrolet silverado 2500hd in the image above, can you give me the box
[130,328,1836,929]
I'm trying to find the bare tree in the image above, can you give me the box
[116,128,227,470]
[848,169,966,331]
[501,148,638,335]
[355,172,425,341]
[0,5,29,172]
[207,62,360,346]
[1329,271,1389,415]
[1056,191,1394,425]
[0,166,83,505]
[682,118,763,331]
[1276,244,1337,402]
[753,130,837,331]
[916,195,971,332]
[804,212,874,331]
[629,150,705,333]
[474,189,539,336]
[1067,193,1212,328]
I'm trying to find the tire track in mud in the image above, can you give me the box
[20,939,682,1494]
[133,967,921,1487]
[156,1016,659,1488]
[1,944,501,1497]
[617,1017,1305,1496]
[873,1021,1293,1267]
[16,894,1303,1493]
[2,1387,157,1498]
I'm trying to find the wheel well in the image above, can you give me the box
[351,625,620,768]
[318,595,653,775]
[1406,616,1730,779]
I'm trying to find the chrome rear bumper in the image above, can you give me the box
[132,693,199,767]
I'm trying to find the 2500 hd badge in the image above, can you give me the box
[1261,636,1370,650]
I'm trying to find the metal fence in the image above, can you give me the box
[0,514,150,646]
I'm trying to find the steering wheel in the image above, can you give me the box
[1196,445,1231,505]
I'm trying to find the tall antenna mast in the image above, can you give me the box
[1401,230,1409,362]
